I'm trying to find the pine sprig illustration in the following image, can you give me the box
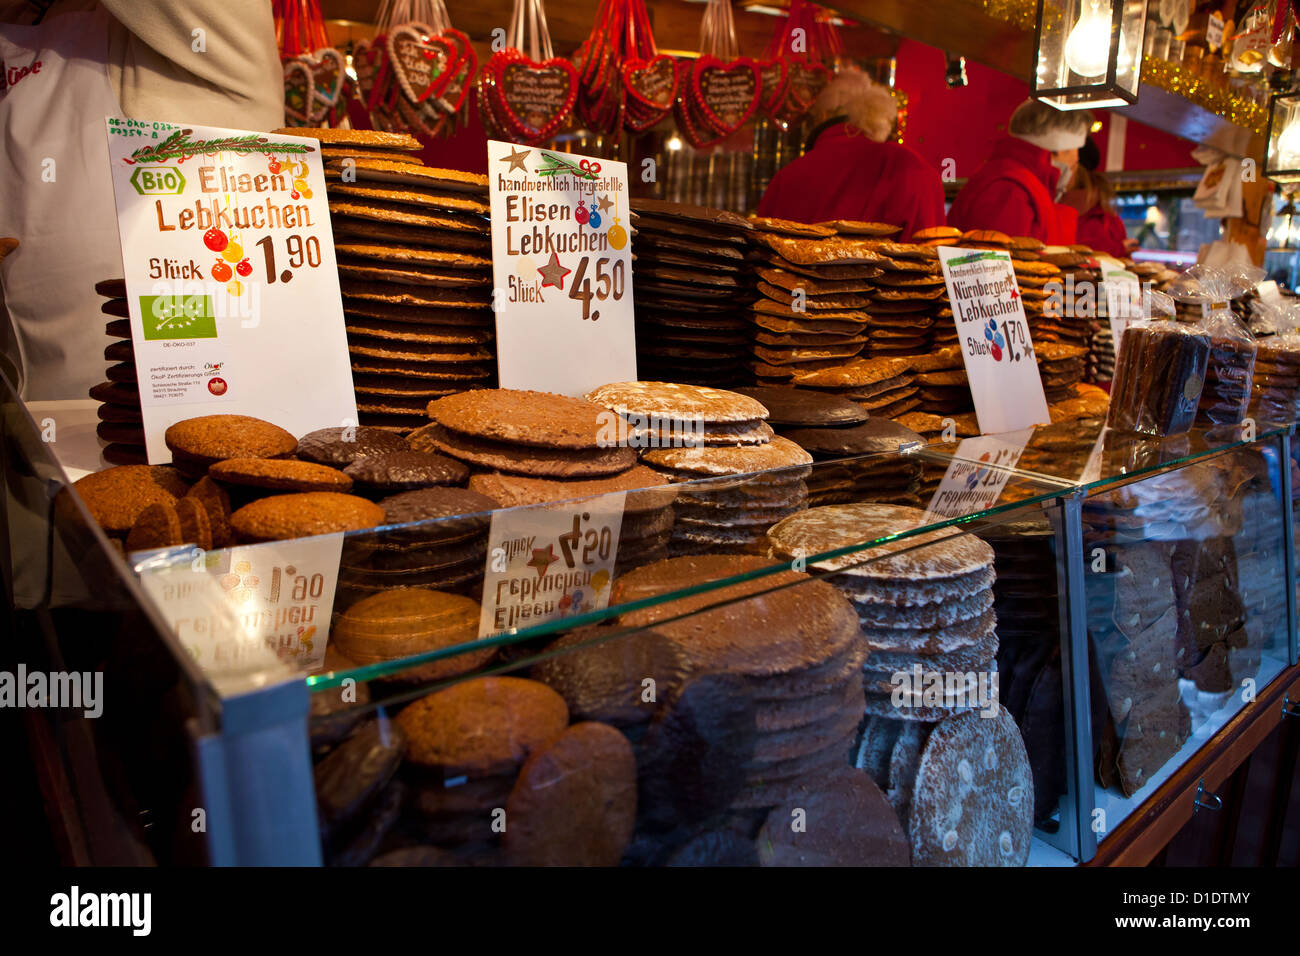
[125,130,316,165]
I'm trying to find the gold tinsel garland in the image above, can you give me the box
[1140,57,1269,135]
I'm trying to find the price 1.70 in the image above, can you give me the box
[569,256,626,321]
[255,233,323,284]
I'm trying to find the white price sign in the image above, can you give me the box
[478,495,626,638]
[1101,263,1141,362]
[487,141,636,396]
[134,534,344,688]
[104,121,356,463]
[923,429,1033,521]
[939,247,1050,434]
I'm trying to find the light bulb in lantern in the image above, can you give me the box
[1277,117,1300,170]
[1064,0,1115,78]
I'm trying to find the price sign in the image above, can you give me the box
[938,247,1050,434]
[133,533,343,691]
[923,429,1033,521]
[487,140,636,396]
[478,494,626,637]
[1099,260,1141,363]
[105,120,355,463]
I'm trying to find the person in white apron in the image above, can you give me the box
[0,1,282,400]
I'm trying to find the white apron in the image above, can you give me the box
[0,8,125,400]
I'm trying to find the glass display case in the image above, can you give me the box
[5,373,1298,866]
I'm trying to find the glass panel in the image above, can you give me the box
[303,493,1076,867]
[1268,93,1300,184]
[927,420,1292,494]
[1082,437,1292,837]
[2,373,216,864]
[1034,0,1143,110]
[126,450,1069,694]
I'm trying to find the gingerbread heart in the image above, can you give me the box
[282,59,315,126]
[434,31,476,116]
[387,23,454,105]
[624,55,678,111]
[690,56,761,137]
[489,52,578,144]
[757,58,789,116]
[784,60,830,113]
[309,48,348,124]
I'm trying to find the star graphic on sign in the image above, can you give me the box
[537,252,571,290]
[499,146,531,173]
[528,544,558,578]
[596,194,615,214]
[1009,287,1020,300]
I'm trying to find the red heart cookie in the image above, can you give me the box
[690,55,761,137]
[386,24,454,105]
[488,51,578,144]
[283,59,315,126]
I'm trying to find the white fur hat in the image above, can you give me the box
[1008,99,1091,152]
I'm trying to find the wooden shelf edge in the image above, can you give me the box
[1086,662,1300,867]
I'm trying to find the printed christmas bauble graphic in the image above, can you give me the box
[204,228,228,252]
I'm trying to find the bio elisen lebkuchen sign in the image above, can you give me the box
[487,140,636,396]
[938,246,1049,435]
[104,120,356,463]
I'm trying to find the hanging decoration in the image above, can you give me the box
[354,0,476,139]
[763,0,839,128]
[572,0,675,135]
[674,0,761,148]
[478,0,578,145]
[275,0,353,128]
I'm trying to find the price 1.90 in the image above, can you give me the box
[569,256,626,321]
[255,233,322,284]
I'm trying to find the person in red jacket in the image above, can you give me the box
[1061,137,1134,258]
[757,69,946,241]
[948,99,1092,244]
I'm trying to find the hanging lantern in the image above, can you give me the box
[1266,89,1300,184]
[1031,0,1149,111]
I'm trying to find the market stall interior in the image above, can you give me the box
[3,0,1300,869]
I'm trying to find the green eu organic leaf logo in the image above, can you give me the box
[140,295,217,340]
[130,165,186,196]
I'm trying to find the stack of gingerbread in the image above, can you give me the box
[630,199,753,387]
[785,356,920,419]
[745,225,884,382]
[88,277,147,465]
[583,381,811,556]
[283,128,496,434]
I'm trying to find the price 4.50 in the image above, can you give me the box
[569,256,626,321]
[255,234,322,284]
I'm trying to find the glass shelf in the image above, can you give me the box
[123,450,1071,699]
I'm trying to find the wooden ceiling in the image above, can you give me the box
[320,0,899,61]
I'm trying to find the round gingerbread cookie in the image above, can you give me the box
[504,721,638,866]
[164,414,297,465]
[173,496,213,551]
[756,766,910,866]
[229,492,385,542]
[124,501,183,552]
[296,425,409,466]
[907,706,1033,867]
[71,464,191,533]
[396,676,569,778]
[208,457,354,493]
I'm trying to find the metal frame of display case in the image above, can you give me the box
[5,380,1299,866]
